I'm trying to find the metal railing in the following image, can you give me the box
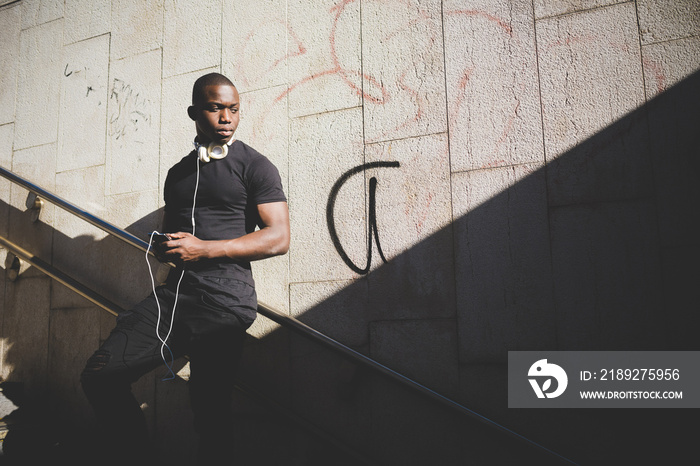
[0,235,122,316]
[0,165,576,465]
[0,166,152,254]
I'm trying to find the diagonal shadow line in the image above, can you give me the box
[240,69,699,464]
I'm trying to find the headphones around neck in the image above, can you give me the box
[194,138,234,163]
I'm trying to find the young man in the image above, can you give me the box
[80,73,289,465]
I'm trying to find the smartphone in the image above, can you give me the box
[150,232,171,254]
[151,233,171,244]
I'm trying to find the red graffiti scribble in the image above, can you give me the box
[329,0,389,105]
[267,21,307,73]
[270,0,389,106]
[449,9,513,36]
[453,66,475,114]
[241,1,668,165]
[244,0,389,143]
[244,1,524,154]
[366,70,425,142]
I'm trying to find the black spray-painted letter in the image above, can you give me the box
[326,161,400,274]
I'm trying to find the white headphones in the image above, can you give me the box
[194,138,234,163]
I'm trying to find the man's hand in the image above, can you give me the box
[163,232,209,263]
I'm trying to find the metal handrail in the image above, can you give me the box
[0,166,152,254]
[0,165,576,464]
[0,235,122,316]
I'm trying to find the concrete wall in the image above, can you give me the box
[0,0,698,464]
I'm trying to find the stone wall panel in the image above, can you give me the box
[15,19,63,150]
[361,0,447,142]
[0,4,20,125]
[106,50,162,195]
[444,0,544,172]
[64,0,111,45]
[58,33,110,173]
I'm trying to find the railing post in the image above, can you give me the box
[4,253,23,281]
[24,192,43,223]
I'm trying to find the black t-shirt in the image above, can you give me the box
[163,140,286,287]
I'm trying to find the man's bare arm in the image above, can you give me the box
[164,201,290,263]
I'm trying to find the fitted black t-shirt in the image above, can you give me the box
[163,140,286,286]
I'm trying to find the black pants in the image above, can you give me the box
[80,274,254,465]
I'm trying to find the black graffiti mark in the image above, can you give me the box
[64,64,72,77]
[109,78,152,141]
[326,161,401,274]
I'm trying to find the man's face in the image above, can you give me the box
[189,84,240,145]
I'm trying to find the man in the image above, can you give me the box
[80,73,289,465]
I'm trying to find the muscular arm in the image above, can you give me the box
[163,201,290,263]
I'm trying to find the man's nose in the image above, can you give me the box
[220,108,232,123]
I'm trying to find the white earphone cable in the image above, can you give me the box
[145,155,201,380]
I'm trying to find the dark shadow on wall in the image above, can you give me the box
[237,69,700,466]
[0,69,697,465]
[0,199,164,463]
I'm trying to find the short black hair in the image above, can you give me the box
[192,73,235,105]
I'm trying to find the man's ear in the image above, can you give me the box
[187,106,197,121]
